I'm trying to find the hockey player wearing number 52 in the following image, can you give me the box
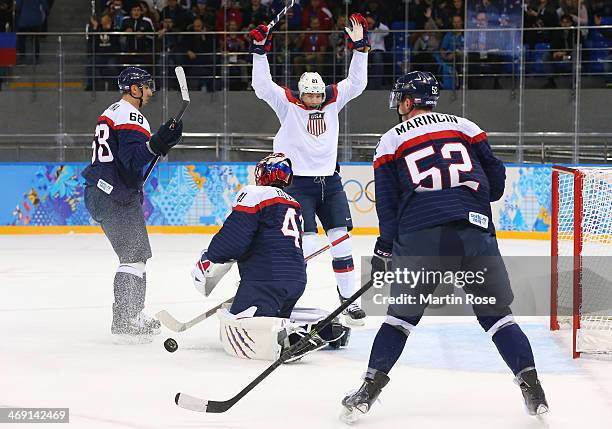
[341,72,549,421]
[248,14,370,325]
[81,67,184,344]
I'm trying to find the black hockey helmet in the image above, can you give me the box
[389,71,440,110]
[118,67,156,93]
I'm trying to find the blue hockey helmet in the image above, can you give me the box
[255,153,293,188]
[389,71,440,110]
[117,67,156,93]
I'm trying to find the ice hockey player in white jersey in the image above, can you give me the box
[191,154,350,361]
[248,14,370,325]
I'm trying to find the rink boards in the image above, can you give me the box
[0,162,553,238]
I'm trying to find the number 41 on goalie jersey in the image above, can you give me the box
[205,184,307,284]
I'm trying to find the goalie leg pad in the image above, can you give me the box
[217,309,288,361]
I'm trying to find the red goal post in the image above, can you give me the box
[550,165,612,358]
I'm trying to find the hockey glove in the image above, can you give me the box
[344,13,370,51]
[371,238,392,276]
[149,118,183,156]
[192,251,214,296]
[249,24,273,55]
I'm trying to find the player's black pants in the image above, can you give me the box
[386,220,514,331]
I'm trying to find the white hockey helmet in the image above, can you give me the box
[298,72,326,103]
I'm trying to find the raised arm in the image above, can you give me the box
[336,14,370,109]
[249,25,289,119]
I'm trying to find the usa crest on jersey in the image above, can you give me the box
[306,112,326,137]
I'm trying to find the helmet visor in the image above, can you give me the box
[142,79,156,93]
[389,90,403,109]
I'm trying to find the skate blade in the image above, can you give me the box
[339,407,360,425]
[112,334,154,345]
[344,316,365,327]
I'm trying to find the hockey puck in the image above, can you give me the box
[164,337,178,353]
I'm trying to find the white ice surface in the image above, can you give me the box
[1,235,611,429]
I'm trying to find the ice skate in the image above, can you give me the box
[340,370,390,423]
[515,368,549,415]
[338,287,366,326]
[112,311,161,344]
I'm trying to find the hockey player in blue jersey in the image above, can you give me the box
[341,72,548,420]
[192,154,350,361]
[82,67,183,343]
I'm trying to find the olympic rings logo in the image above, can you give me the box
[343,179,376,213]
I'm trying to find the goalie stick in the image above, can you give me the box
[143,66,190,183]
[175,274,373,413]
[156,233,350,333]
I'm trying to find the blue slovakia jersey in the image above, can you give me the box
[81,99,155,201]
[206,185,306,284]
[373,112,506,245]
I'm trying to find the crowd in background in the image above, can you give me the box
[2,0,611,90]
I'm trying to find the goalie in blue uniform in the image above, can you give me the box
[341,72,549,421]
[191,153,350,361]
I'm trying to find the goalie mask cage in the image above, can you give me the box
[550,166,612,358]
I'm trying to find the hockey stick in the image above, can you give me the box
[143,66,190,183]
[156,233,350,333]
[175,273,373,413]
[267,0,297,30]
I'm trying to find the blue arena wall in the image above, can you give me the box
[0,162,553,236]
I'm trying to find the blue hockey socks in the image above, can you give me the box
[367,322,409,374]
[492,323,536,375]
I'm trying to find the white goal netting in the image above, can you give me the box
[553,167,612,355]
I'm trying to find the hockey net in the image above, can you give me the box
[550,166,612,357]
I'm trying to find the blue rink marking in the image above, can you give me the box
[338,323,579,374]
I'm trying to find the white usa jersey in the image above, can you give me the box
[251,51,368,176]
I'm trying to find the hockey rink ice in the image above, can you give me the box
[1,234,612,429]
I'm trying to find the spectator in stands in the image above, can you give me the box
[301,0,332,31]
[271,7,300,84]
[161,0,193,31]
[216,0,242,31]
[548,13,579,87]
[474,0,500,25]
[15,0,49,64]
[466,11,503,88]
[412,0,435,30]
[87,13,121,90]
[192,0,216,30]
[434,0,453,29]
[360,0,389,26]
[140,1,160,28]
[121,3,156,66]
[219,18,247,89]
[413,17,442,76]
[0,0,14,32]
[557,0,588,30]
[180,17,215,90]
[366,12,389,89]
[107,0,127,30]
[294,16,330,77]
[440,14,464,88]
[329,14,347,80]
[523,0,558,50]
[242,0,269,30]
[449,0,465,21]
